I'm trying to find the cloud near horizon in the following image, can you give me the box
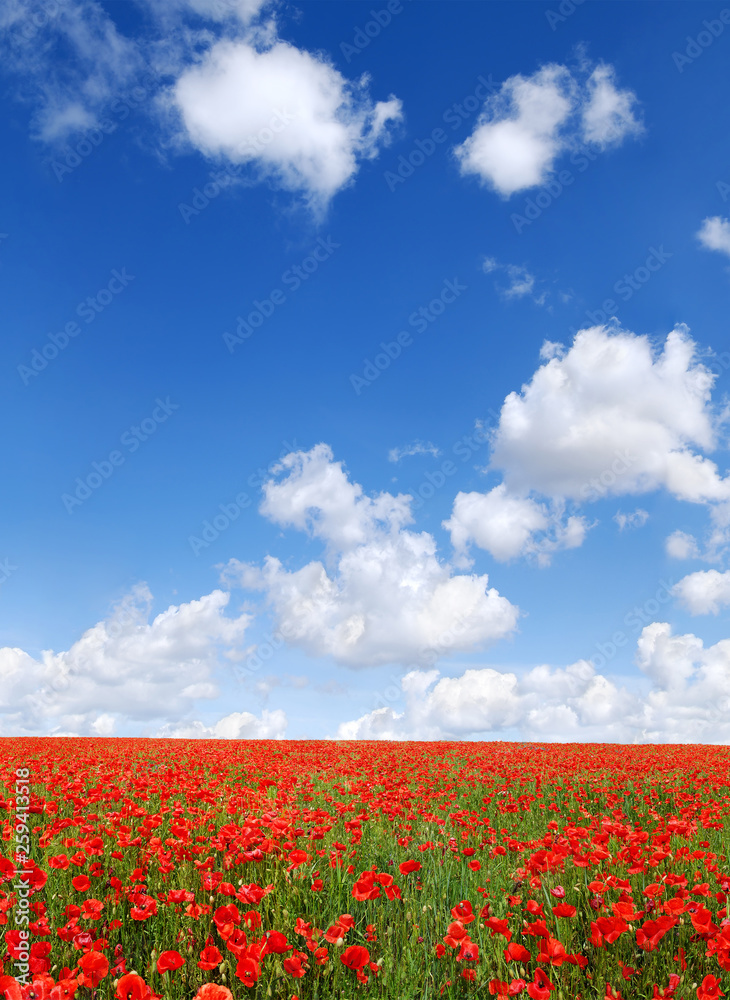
[0,584,263,737]
[336,622,730,744]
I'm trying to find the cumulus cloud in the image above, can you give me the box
[614,508,649,531]
[454,60,641,197]
[580,63,643,146]
[444,325,729,565]
[223,444,519,667]
[665,530,700,560]
[0,0,401,208]
[444,484,588,566]
[154,708,286,738]
[697,216,730,258]
[336,658,634,742]
[169,35,402,210]
[672,569,730,615]
[337,622,730,743]
[0,584,256,736]
[388,441,441,463]
[489,326,725,502]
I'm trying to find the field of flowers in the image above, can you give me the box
[0,739,729,1000]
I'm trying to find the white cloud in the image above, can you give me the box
[672,569,730,615]
[614,508,649,531]
[454,61,641,197]
[337,623,730,743]
[154,708,286,738]
[183,0,270,25]
[445,325,728,565]
[0,0,401,208]
[336,658,634,742]
[0,584,254,736]
[666,530,700,560]
[697,216,730,258]
[481,257,547,305]
[503,265,537,299]
[580,63,643,147]
[388,441,441,463]
[170,35,402,210]
[223,444,519,667]
[444,484,588,566]
[634,623,730,741]
[489,326,726,503]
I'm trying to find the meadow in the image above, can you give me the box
[1,739,728,1000]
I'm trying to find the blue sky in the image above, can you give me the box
[2,0,730,741]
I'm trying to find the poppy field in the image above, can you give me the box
[1,740,729,1000]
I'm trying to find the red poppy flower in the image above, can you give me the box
[526,968,555,1000]
[235,956,261,987]
[20,976,54,1000]
[457,940,479,962]
[283,954,307,978]
[398,860,421,874]
[48,979,78,1000]
[193,987,233,1000]
[504,942,531,963]
[156,951,184,974]
[76,951,109,988]
[451,901,475,924]
[697,975,725,1000]
[340,945,370,970]
[264,931,292,955]
[197,945,223,970]
[636,916,677,952]
[71,876,90,893]
[483,917,512,941]
[0,978,22,1000]
[537,937,567,967]
[115,974,150,1000]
